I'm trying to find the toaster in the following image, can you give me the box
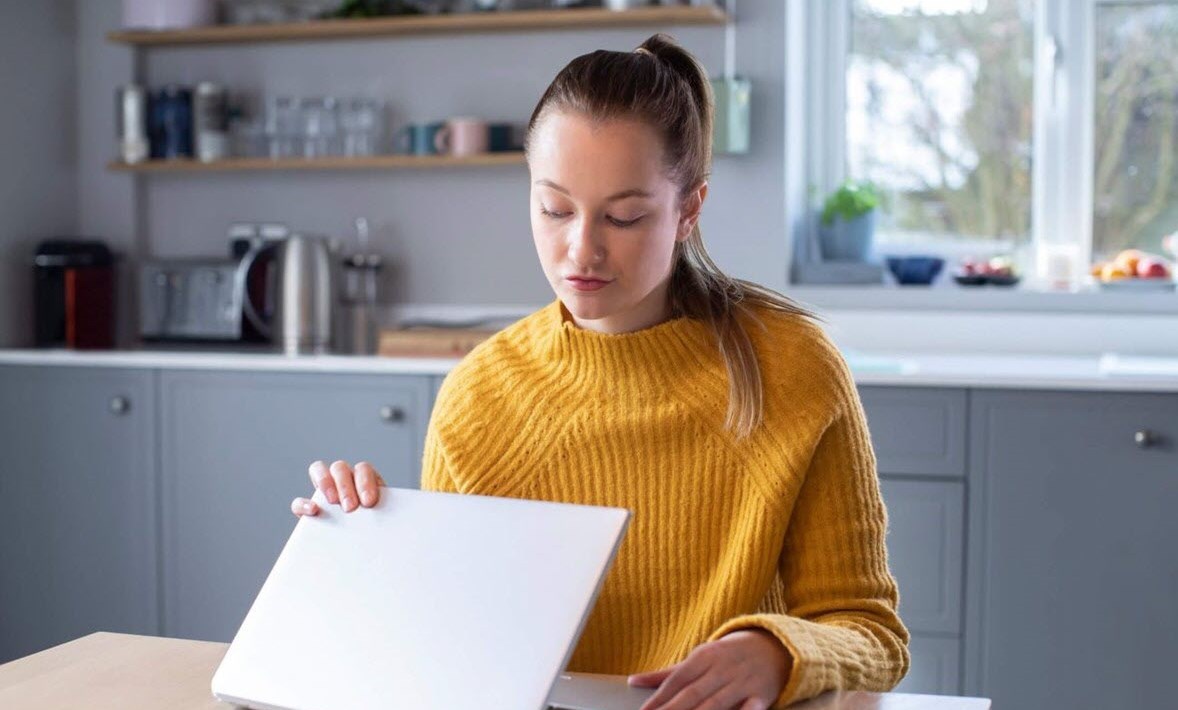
[139,253,276,343]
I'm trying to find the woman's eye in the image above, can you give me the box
[540,206,569,219]
[608,215,643,228]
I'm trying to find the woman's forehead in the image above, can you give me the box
[529,111,670,196]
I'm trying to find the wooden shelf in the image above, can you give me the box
[106,6,729,47]
[106,152,527,173]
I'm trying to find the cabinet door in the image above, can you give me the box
[895,635,961,696]
[967,390,1178,710]
[880,479,964,635]
[0,366,158,663]
[859,387,967,477]
[159,370,431,642]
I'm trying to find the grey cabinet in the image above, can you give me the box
[966,390,1178,710]
[159,370,431,642]
[860,387,967,477]
[0,366,159,663]
[880,480,964,635]
[895,636,961,696]
[864,387,969,697]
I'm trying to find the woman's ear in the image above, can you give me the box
[677,181,708,241]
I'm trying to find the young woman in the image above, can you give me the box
[292,34,909,710]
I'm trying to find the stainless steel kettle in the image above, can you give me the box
[275,233,334,354]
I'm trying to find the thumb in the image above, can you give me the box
[627,665,676,688]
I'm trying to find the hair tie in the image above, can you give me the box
[634,47,655,58]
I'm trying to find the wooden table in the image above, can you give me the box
[0,632,990,709]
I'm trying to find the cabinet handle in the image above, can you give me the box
[379,405,405,424]
[1134,429,1158,448]
[109,396,131,415]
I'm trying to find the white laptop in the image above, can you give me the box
[211,486,655,710]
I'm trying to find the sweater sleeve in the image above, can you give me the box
[705,371,910,707]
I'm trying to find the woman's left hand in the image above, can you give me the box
[627,629,791,710]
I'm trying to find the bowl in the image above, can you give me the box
[952,273,987,287]
[886,256,945,286]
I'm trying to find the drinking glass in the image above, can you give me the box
[265,96,299,159]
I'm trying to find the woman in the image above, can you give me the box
[292,34,909,710]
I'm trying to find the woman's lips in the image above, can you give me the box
[566,276,612,292]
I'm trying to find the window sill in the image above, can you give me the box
[785,284,1178,315]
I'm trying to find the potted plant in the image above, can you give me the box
[818,180,880,262]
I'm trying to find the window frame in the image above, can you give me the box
[788,0,1178,310]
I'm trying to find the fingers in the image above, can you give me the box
[330,460,361,512]
[637,657,709,710]
[650,672,730,710]
[353,461,383,508]
[290,497,319,517]
[739,697,769,710]
[308,460,338,505]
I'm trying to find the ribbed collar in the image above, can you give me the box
[537,299,722,390]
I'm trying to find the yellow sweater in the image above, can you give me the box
[420,299,909,707]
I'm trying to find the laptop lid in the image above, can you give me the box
[211,486,630,710]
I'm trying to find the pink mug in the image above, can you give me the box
[434,118,488,157]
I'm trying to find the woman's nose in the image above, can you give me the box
[567,221,605,266]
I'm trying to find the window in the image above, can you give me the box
[847,0,1035,252]
[800,0,1178,290]
[1092,2,1178,262]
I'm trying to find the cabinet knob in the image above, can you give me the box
[109,396,131,415]
[1134,429,1158,448]
[379,405,405,424]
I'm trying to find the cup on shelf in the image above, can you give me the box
[434,117,488,157]
[487,122,524,152]
[340,98,385,157]
[264,95,300,159]
[300,96,341,158]
[395,122,446,156]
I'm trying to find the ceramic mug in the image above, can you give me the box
[434,117,488,157]
[395,122,445,155]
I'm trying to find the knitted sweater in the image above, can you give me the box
[420,299,909,707]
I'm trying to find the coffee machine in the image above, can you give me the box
[33,239,116,349]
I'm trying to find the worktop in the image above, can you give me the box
[0,632,990,709]
[2,348,1177,392]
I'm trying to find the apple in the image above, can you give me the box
[1136,257,1171,279]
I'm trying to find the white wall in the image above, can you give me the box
[0,1,79,347]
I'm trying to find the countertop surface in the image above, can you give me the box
[0,632,990,710]
[1,348,1177,392]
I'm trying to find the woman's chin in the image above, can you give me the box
[560,291,618,322]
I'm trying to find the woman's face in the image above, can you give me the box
[528,110,706,334]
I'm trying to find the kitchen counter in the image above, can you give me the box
[1,348,1177,392]
[0,632,990,709]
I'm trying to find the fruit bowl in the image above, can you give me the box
[952,273,987,286]
[953,255,1020,287]
[1097,277,1176,292]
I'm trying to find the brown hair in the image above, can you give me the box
[525,33,816,439]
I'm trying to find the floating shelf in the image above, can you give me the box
[107,152,527,173]
[106,6,729,47]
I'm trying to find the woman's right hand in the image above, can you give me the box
[291,460,386,517]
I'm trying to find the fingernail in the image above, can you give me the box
[362,490,374,506]
[341,495,352,511]
[303,502,314,514]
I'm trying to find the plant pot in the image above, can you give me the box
[819,210,876,262]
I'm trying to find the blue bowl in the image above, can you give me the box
[886,256,945,285]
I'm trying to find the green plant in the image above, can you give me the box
[820,180,880,226]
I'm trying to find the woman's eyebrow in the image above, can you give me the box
[534,179,652,201]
